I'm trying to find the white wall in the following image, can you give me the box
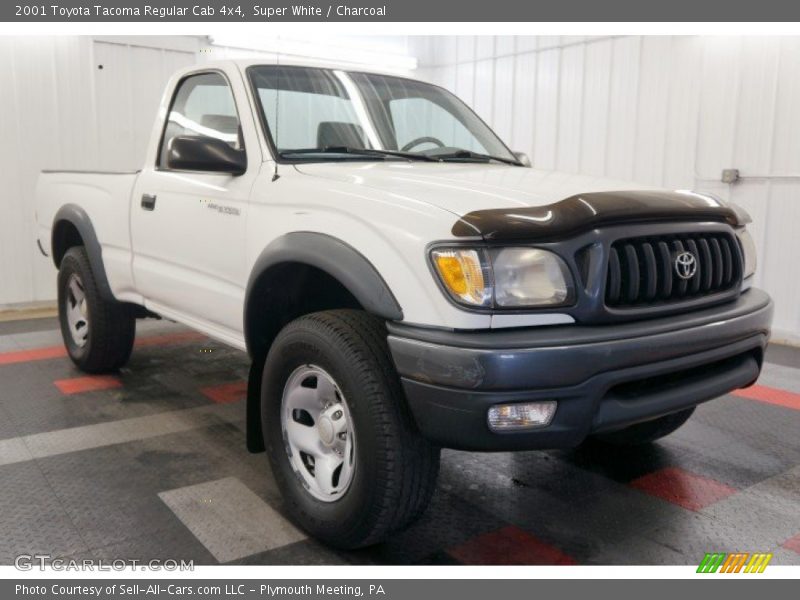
[412,35,800,343]
[0,36,198,309]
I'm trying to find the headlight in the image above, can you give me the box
[491,248,573,306]
[736,229,757,279]
[431,246,574,308]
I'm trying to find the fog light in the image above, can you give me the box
[487,401,557,431]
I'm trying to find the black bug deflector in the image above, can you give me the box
[451,190,748,241]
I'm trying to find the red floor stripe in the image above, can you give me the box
[447,526,576,565]
[200,381,247,404]
[0,331,207,366]
[629,467,737,511]
[783,534,800,555]
[0,345,67,365]
[733,384,800,411]
[54,375,122,395]
[133,331,206,348]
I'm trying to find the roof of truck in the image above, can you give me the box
[198,58,415,80]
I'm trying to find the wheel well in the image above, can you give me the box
[245,262,363,360]
[52,220,84,267]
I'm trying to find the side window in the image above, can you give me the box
[158,72,243,169]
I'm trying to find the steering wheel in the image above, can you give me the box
[401,136,446,152]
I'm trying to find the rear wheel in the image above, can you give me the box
[261,309,440,549]
[57,246,136,373]
[592,407,695,446]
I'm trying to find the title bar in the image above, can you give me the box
[5,0,800,22]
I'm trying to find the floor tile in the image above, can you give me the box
[630,467,737,511]
[54,375,123,395]
[447,526,576,565]
[158,477,305,563]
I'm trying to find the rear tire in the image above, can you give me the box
[57,246,136,373]
[592,407,695,446]
[261,309,440,549]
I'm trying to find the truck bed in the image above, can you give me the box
[36,169,140,302]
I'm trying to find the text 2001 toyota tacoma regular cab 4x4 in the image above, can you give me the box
[36,61,773,548]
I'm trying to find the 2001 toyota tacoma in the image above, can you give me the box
[36,60,773,548]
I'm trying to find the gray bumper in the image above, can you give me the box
[387,289,773,451]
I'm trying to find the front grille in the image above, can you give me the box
[605,232,741,307]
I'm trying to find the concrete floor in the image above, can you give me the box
[1,317,799,566]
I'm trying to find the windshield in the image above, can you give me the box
[248,65,518,164]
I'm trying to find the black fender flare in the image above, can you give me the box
[244,231,403,355]
[243,231,403,453]
[52,204,115,301]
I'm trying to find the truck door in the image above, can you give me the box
[130,69,259,340]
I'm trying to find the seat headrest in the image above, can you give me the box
[317,122,366,149]
[200,114,240,136]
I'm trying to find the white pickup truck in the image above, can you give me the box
[36,60,773,548]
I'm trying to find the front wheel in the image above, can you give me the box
[57,246,136,373]
[261,310,440,549]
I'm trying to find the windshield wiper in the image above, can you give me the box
[430,149,521,166]
[280,146,439,162]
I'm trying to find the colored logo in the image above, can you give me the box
[674,251,697,280]
[697,552,773,573]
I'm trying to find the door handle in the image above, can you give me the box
[141,194,157,211]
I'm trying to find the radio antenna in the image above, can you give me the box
[272,37,281,182]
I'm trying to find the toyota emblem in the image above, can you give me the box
[674,251,697,280]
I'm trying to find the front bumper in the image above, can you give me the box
[388,288,774,451]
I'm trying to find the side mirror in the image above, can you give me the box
[513,151,531,167]
[166,136,247,175]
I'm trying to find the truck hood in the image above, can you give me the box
[294,162,744,241]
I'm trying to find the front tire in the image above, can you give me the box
[261,310,440,549]
[591,407,695,446]
[57,246,136,373]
